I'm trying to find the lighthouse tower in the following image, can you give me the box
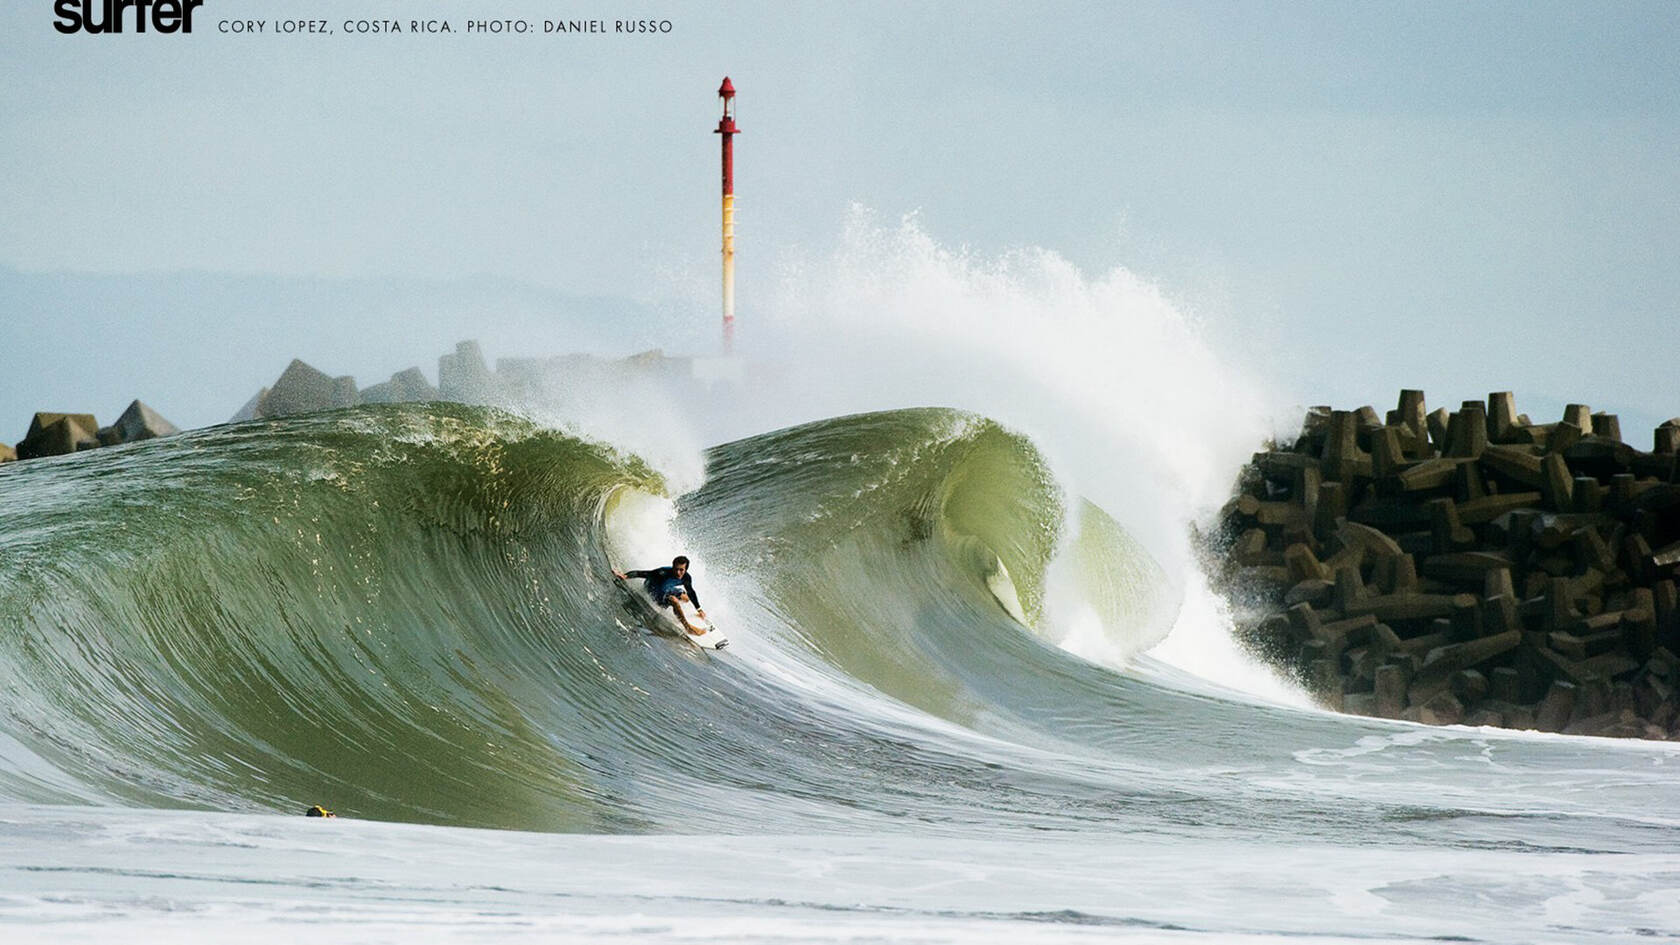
[715,77,738,353]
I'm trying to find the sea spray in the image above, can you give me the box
[484,209,1296,697]
[722,209,1295,691]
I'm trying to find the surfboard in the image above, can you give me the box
[614,575,729,650]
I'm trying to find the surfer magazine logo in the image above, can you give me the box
[54,0,207,34]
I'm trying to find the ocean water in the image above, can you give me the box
[3,221,1677,942]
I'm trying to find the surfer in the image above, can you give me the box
[614,556,707,635]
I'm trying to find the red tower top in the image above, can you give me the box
[715,77,738,134]
[714,76,738,195]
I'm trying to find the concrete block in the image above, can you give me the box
[1484,568,1516,601]
[1656,425,1680,455]
[1337,521,1405,560]
[1407,630,1521,705]
[1562,709,1639,738]
[258,359,358,418]
[1231,528,1269,565]
[439,340,495,402]
[1346,591,1479,623]
[1422,551,1513,585]
[1452,669,1490,706]
[1284,579,1334,608]
[1483,592,1522,636]
[1391,423,1427,459]
[1284,543,1330,583]
[1387,554,1420,594]
[1490,666,1522,703]
[1535,680,1577,732]
[0,443,13,464]
[1513,423,1553,448]
[1504,704,1539,731]
[1427,407,1452,454]
[1611,473,1638,509]
[1655,580,1678,649]
[1254,450,1319,481]
[1624,587,1657,660]
[1537,643,1639,686]
[1463,708,1505,727]
[1591,413,1622,443]
[1448,402,1488,458]
[230,387,269,423]
[1314,614,1380,652]
[1572,476,1604,513]
[1400,631,1451,659]
[1320,410,1368,484]
[1397,457,1462,492]
[360,366,442,405]
[1331,563,1366,615]
[1479,444,1545,489]
[1563,404,1593,430]
[1374,663,1410,717]
[1449,595,1484,640]
[1255,500,1309,528]
[1309,658,1343,709]
[1373,426,1405,479]
[1456,461,1488,502]
[1547,629,1618,660]
[1546,576,1578,630]
[25,412,93,440]
[1287,603,1323,641]
[1298,465,1322,527]
[104,400,178,444]
[1297,406,1333,452]
[1417,691,1465,726]
[1574,677,1612,722]
[1573,528,1616,574]
[1549,420,1585,455]
[16,413,99,459]
[1397,389,1428,436]
[1313,481,1348,544]
[1426,498,1474,554]
[1488,391,1519,443]
[1343,692,1378,716]
[1566,434,1641,473]
[1542,454,1575,511]
[1233,566,1292,598]
[1655,539,1680,572]
[1611,680,1638,716]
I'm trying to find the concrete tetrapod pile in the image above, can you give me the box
[4,401,180,465]
[1209,390,1680,739]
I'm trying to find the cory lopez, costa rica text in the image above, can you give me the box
[54,0,205,34]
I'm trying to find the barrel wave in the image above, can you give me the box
[0,403,1186,832]
[6,403,1680,943]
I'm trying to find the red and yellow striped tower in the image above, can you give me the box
[715,76,739,353]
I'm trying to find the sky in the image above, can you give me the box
[1,0,1677,436]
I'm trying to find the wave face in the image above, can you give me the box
[3,400,1678,883]
[0,403,1192,831]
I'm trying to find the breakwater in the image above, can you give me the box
[1209,390,1680,738]
[2,339,718,466]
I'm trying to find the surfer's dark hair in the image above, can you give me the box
[672,556,690,567]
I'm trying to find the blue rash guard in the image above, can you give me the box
[624,566,701,609]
